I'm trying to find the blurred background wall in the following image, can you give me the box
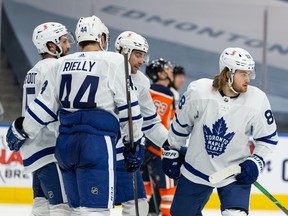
[1,0,288,131]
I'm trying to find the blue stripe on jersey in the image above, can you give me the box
[118,101,139,111]
[116,146,124,154]
[255,131,278,145]
[35,98,58,120]
[171,123,190,137]
[119,114,142,123]
[27,108,46,125]
[23,146,55,166]
[175,113,189,128]
[142,123,155,132]
[183,162,209,182]
[143,113,157,121]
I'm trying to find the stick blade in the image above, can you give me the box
[209,165,241,184]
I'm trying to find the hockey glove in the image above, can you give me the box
[123,137,145,172]
[236,154,265,185]
[162,141,187,180]
[6,117,28,151]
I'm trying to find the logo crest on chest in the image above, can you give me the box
[203,117,235,158]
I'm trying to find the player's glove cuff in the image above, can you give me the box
[236,154,265,185]
[6,117,28,151]
[247,154,265,173]
[162,140,187,180]
[123,136,145,172]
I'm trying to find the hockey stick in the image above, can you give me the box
[148,166,160,215]
[124,52,140,216]
[209,165,288,215]
[253,181,288,215]
[209,164,241,184]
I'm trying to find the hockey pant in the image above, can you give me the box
[115,158,148,216]
[55,109,120,210]
[31,162,71,215]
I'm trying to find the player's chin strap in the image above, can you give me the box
[227,75,239,95]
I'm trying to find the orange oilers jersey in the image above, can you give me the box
[150,84,174,129]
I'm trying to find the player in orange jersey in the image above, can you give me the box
[141,58,175,216]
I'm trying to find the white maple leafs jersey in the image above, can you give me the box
[21,58,58,173]
[168,78,278,187]
[116,71,167,161]
[23,51,143,145]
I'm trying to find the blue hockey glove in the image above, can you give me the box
[236,154,265,185]
[162,141,187,180]
[6,117,28,151]
[123,137,145,172]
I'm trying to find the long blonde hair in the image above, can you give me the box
[212,67,229,91]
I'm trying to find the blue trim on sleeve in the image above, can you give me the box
[27,108,46,125]
[255,131,278,145]
[35,99,58,120]
[143,113,157,121]
[142,124,155,131]
[171,123,190,137]
[175,113,189,128]
[118,101,139,111]
[23,147,55,167]
[116,146,124,154]
[119,114,142,123]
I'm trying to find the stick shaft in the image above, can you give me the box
[253,181,288,215]
[124,53,139,216]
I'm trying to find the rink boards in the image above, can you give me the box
[0,125,287,210]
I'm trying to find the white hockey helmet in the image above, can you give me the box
[32,22,71,56]
[219,47,255,79]
[75,15,109,51]
[101,23,110,51]
[115,31,149,62]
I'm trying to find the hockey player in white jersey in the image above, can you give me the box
[9,22,74,216]
[114,31,168,216]
[162,47,279,216]
[6,16,144,216]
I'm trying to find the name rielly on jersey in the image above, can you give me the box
[62,60,96,72]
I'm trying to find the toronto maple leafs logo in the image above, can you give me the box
[203,117,235,158]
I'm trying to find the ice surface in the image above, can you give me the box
[0,204,285,216]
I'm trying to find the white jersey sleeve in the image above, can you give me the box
[167,80,197,150]
[23,51,143,142]
[243,86,278,159]
[132,71,167,147]
[21,58,59,173]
